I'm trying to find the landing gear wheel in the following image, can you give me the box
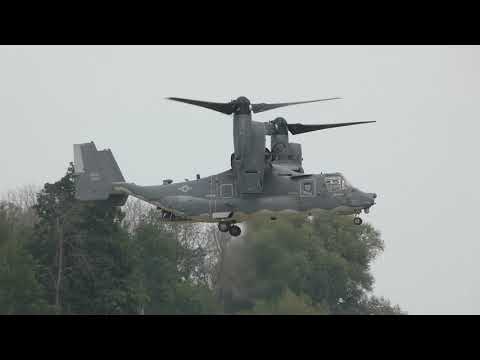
[218,222,230,232]
[353,217,363,225]
[229,225,241,237]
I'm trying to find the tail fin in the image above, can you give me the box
[73,142,128,205]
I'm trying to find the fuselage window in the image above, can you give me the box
[301,180,315,196]
[304,183,312,194]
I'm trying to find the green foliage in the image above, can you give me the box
[134,213,221,314]
[0,203,50,314]
[217,212,399,315]
[134,217,178,314]
[28,164,147,314]
[246,288,328,315]
[362,295,405,315]
[174,281,222,314]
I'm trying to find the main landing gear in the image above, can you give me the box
[218,221,241,237]
[353,209,363,225]
[353,217,363,225]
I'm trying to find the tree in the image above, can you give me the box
[1,185,40,229]
[28,163,147,314]
[0,202,50,314]
[133,210,221,314]
[122,197,154,234]
[245,288,328,315]
[214,212,403,315]
[361,295,405,315]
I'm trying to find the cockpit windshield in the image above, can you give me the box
[342,175,352,188]
[324,173,351,192]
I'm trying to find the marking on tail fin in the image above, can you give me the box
[90,172,101,181]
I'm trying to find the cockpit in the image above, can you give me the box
[324,173,352,192]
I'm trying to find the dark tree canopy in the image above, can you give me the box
[216,213,400,315]
[27,164,146,314]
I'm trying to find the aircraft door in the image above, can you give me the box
[299,178,316,211]
[220,183,234,198]
[208,176,219,217]
[210,176,235,220]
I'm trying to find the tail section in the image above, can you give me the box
[73,142,128,205]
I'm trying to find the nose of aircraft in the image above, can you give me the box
[348,190,377,208]
[366,193,377,206]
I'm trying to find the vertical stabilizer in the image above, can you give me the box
[73,142,127,205]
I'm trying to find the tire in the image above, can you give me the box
[218,222,229,232]
[353,217,363,225]
[229,225,241,237]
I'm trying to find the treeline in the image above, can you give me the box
[0,164,404,315]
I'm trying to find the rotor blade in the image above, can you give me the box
[167,97,235,115]
[251,97,341,114]
[287,121,376,135]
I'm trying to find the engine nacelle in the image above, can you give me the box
[232,118,266,194]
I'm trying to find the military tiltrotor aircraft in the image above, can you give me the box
[73,96,377,237]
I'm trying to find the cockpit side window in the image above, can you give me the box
[325,175,344,192]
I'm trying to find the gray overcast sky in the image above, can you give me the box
[1,45,478,314]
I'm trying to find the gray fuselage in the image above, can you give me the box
[112,163,376,223]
